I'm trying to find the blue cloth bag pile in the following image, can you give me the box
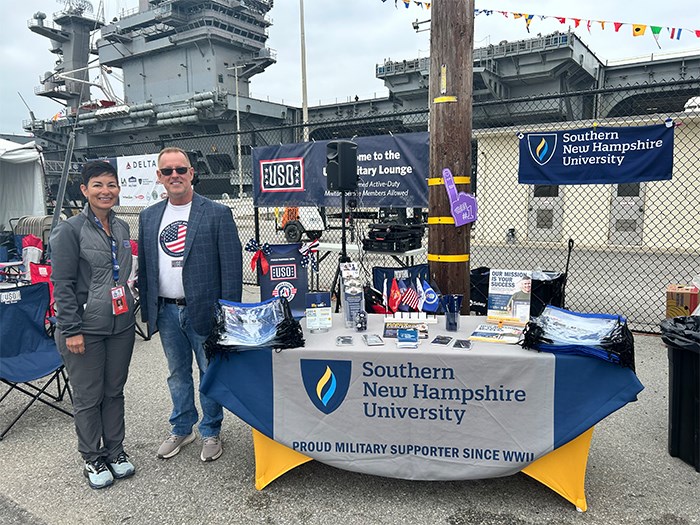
[522,306,635,369]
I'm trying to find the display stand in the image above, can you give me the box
[330,190,351,313]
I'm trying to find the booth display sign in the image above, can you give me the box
[114,154,166,207]
[258,243,308,318]
[253,132,429,207]
[518,123,674,185]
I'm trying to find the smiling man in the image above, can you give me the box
[137,147,242,463]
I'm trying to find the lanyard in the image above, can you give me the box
[92,214,121,284]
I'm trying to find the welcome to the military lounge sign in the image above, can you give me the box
[518,123,674,185]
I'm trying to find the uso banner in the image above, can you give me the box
[518,123,674,185]
[258,243,308,318]
[253,132,429,207]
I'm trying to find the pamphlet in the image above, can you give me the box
[486,269,532,327]
[383,321,429,339]
[362,334,385,346]
[340,263,364,329]
[469,323,523,344]
[453,339,472,349]
[305,292,332,332]
[336,336,354,346]
[396,328,419,349]
[430,335,453,346]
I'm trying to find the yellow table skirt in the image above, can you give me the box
[252,426,594,511]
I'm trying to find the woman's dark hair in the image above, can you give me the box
[81,160,118,186]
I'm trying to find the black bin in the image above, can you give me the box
[660,316,700,472]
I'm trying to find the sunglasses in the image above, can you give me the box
[159,166,190,176]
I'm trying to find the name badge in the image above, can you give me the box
[111,285,129,315]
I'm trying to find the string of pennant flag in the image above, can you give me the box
[382,1,700,47]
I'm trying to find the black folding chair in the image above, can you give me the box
[133,297,150,341]
[0,282,73,440]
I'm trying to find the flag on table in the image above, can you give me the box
[388,278,402,312]
[382,277,389,312]
[421,279,440,312]
[402,281,420,311]
[397,279,410,312]
[416,276,425,311]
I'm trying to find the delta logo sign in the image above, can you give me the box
[300,359,352,415]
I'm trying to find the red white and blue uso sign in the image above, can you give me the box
[518,123,674,185]
[253,132,429,207]
[258,243,307,318]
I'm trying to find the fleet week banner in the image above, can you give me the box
[518,123,674,185]
[114,153,166,207]
[252,132,429,208]
[258,243,308,318]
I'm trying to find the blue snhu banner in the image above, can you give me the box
[518,124,674,185]
[252,132,429,207]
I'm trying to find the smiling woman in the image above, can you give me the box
[49,159,137,490]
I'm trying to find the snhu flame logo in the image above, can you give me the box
[536,138,549,161]
[316,366,337,406]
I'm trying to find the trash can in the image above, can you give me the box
[660,316,700,472]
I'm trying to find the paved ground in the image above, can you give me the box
[1,286,698,524]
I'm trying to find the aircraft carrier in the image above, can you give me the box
[25,0,700,198]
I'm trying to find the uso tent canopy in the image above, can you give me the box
[0,139,45,231]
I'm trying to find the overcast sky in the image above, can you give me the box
[1,0,699,135]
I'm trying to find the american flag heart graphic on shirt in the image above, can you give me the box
[159,220,188,257]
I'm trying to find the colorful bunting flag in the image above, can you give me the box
[669,28,682,40]
[632,24,647,36]
[379,1,700,48]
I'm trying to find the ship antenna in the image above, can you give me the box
[17,92,38,126]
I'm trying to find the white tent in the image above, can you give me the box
[0,139,45,231]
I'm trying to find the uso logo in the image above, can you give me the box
[260,158,304,192]
[270,264,297,281]
[272,282,297,302]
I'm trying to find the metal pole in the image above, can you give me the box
[49,131,76,235]
[235,66,244,198]
[299,0,309,142]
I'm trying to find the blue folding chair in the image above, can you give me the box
[0,282,73,440]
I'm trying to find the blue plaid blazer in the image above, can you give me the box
[138,193,242,337]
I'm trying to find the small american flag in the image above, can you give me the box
[163,222,187,254]
[401,283,420,311]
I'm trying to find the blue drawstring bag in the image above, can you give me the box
[204,297,304,358]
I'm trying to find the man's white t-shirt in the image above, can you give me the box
[158,201,191,299]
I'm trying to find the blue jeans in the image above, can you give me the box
[157,302,223,438]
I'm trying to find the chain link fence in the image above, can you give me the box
[52,79,699,333]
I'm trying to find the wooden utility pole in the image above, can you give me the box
[427,0,474,313]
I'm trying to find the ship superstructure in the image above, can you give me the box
[24,2,700,198]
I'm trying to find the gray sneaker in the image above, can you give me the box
[201,435,223,462]
[157,432,196,459]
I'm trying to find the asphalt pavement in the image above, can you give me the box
[1,286,698,525]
